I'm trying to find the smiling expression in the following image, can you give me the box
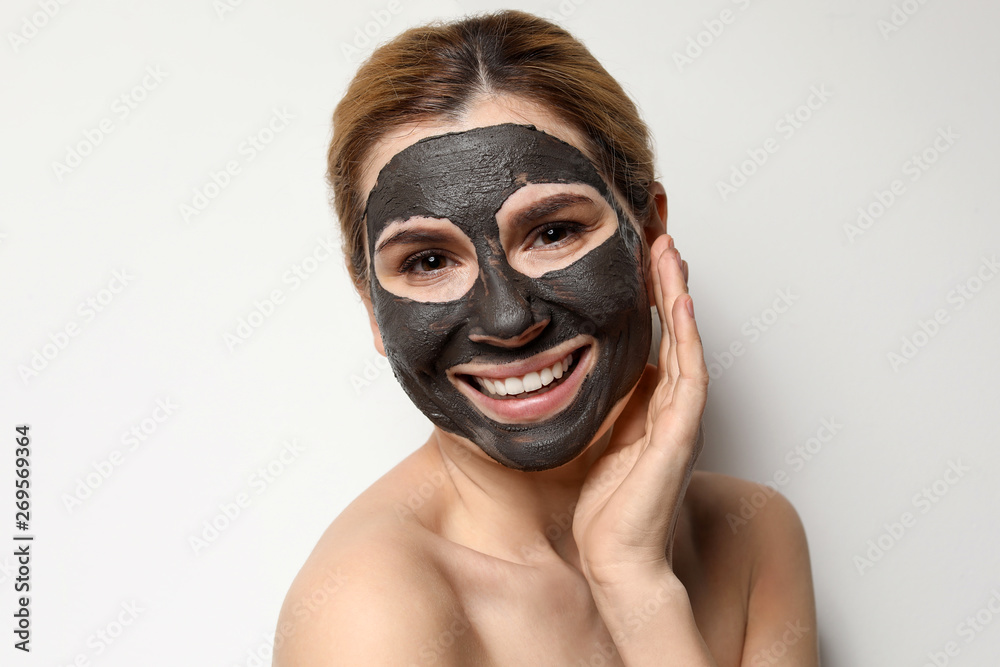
[365,123,651,471]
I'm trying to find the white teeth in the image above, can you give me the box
[523,371,542,392]
[472,352,576,398]
[505,377,525,395]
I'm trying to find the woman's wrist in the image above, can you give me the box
[581,554,675,590]
[585,563,685,622]
[585,567,718,667]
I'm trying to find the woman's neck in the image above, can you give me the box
[425,426,613,569]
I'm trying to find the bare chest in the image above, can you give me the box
[441,553,623,666]
[435,547,746,667]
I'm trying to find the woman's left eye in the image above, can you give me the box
[530,222,581,248]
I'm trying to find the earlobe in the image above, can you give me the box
[359,291,387,356]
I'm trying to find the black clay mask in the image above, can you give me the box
[365,124,651,471]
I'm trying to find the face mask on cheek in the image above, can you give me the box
[365,124,651,471]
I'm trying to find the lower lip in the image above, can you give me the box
[457,346,592,424]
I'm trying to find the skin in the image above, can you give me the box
[274,96,819,666]
[365,123,651,471]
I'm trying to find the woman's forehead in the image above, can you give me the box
[359,96,594,199]
[364,124,613,254]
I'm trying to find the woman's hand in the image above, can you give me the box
[572,234,715,665]
[573,233,707,581]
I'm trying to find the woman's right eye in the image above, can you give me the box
[399,250,456,275]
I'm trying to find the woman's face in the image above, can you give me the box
[360,99,652,471]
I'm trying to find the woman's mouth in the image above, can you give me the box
[466,352,576,399]
[449,340,594,424]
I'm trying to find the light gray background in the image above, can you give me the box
[2,0,998,665]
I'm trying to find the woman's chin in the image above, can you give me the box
[433,372,644,476]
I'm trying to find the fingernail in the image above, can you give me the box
[686,296,694,318]
[675,250,684,272]
[667,236,674,249]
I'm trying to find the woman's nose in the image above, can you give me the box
[467,263,548,347]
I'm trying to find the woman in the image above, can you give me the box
[276,11,818,666]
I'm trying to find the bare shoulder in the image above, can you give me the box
[683,471,819,665]
[684,470,806,544]
[683,470,813,592]
[273,472,473,666]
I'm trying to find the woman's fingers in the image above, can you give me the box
[647,233,706,425]
[650,235,688,385]
[620,235,706,486]
[649,234,671,337]
[651,237,707,460]
[662,290,708,445]
[630,293,708,512]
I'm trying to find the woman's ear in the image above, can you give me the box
[645,181,667,248]
[359,289,387,356]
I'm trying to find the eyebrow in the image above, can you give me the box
[375,228,453,254]
[374,193,599,253]
[514,193,597,224]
